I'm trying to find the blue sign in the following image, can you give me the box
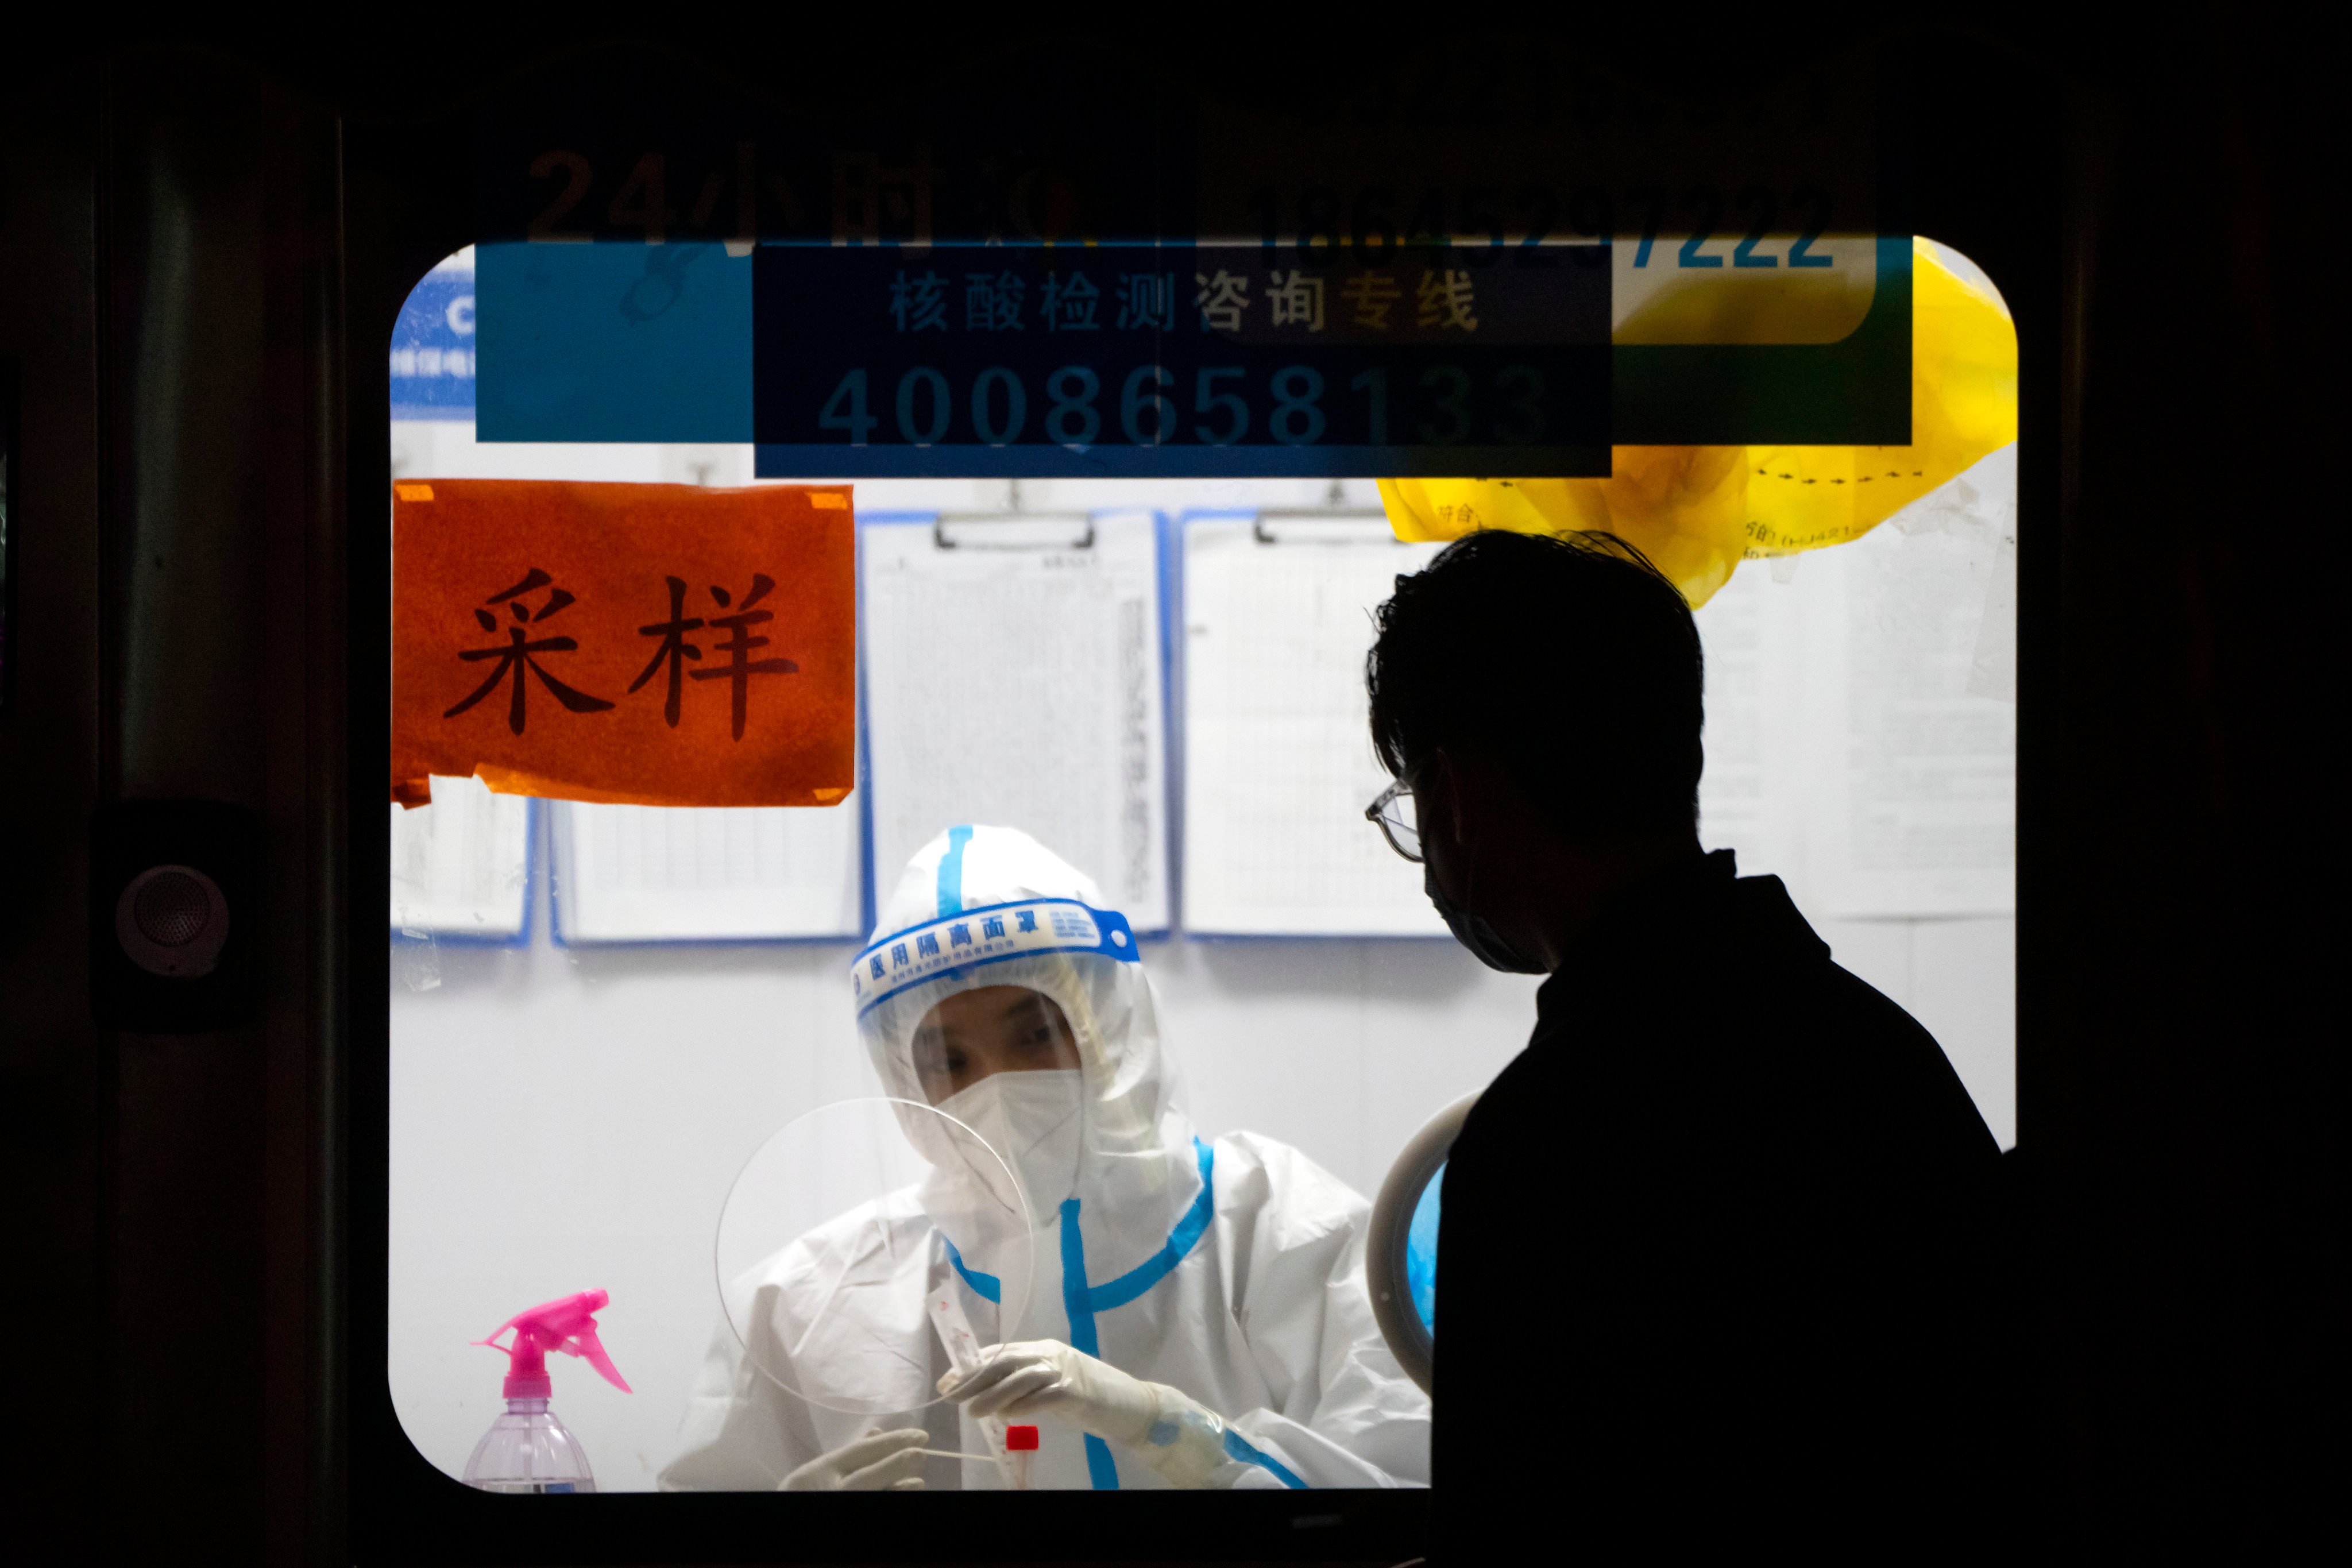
[469,237,1914,459]
[390,265,478,422]
[476,242,752,442]
[751,244,1610,478]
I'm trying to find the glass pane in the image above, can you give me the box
[384,241,2016,1494]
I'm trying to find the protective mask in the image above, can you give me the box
[1425,866,1548,975]
[936,1069,1086,1227]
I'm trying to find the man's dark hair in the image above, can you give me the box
[1367,530,1704,839]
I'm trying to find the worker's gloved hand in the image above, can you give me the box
[938,1341,1250,1489]
[778,1427,929,1492]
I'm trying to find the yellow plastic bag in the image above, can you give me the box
[1377,240,2017,608]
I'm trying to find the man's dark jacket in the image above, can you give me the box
[1433,851,2007,1552]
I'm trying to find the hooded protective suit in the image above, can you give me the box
[661,827,1431,1491]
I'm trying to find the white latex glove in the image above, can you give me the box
[937,1341,1251,1489]
[778,1427,929,1492]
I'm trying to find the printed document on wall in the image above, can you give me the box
[863,510,1170,931]
[1182,516,1446,936]
[1801,446,2018,917]
[551,797,863,943]
[389,774,531,939]
[1694,565,1776,875]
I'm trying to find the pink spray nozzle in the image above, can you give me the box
[474,1289,632,1400]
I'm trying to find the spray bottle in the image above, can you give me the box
[464,1289,631,1494]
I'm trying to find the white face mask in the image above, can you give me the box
[935,1069,1086,1227]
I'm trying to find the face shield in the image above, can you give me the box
[712,1095,1038,1419]
[852,827,1199,1284]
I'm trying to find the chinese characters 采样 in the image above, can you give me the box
[443,570,801,743]
[397,480,855,815]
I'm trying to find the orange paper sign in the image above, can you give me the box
[392,480,854,809]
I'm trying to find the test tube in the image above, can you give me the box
[1005,1424,1038,1490]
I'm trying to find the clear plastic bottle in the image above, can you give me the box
[464,1289,629,1493]
[462,1397,597,1494]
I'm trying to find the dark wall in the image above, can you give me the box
[1,60,109,1556]
[2044,28,2328,1538]
[1,52,346,1565]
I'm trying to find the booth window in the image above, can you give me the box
[384,237,2017,1492]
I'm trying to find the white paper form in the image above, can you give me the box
[1798,446,2018,917]
[862,511,1171,931]
[550,795,863,943]
[1694,564,1776,873]
[389,774,531,940]
[1180,516,1447,937]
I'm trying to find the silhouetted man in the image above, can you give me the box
[1365,531,2006,1551]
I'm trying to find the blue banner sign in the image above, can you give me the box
[469,235,1911,457]
[461,48,1907,456]
[750,243,1609,478]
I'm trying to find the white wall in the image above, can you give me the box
[386,427,2015,1490]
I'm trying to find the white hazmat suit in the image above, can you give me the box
[661,826,1431,1491]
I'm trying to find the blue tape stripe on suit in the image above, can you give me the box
[936,825,973,916]
[1059,1139,1218,1492]
[1082,1433,1121,1490]
[1223,1428,1310,1489]
[1083,1140,1217,1312]
[942,1236,1000,1303]
[1059,1209,1121,1489]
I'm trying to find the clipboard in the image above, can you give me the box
[1174,510,1449,939]
[388,775,534,945]
[859,508,1172,934]
[546,789,866,945]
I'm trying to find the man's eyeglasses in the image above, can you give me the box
[1364,773,1422,863]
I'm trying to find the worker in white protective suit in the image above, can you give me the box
[661,825,1431,1492]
